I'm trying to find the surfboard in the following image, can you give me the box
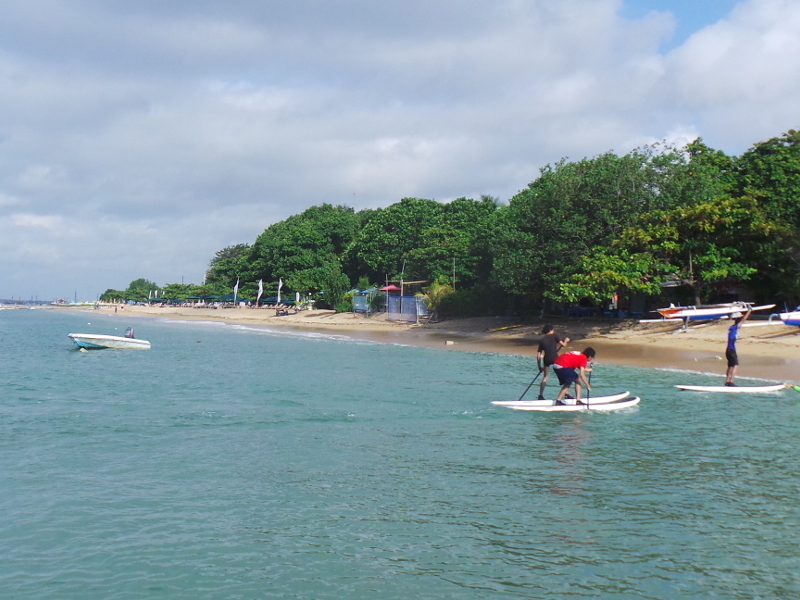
[675,384,787,393]
[505,396,641,412]
[491,391,630,407]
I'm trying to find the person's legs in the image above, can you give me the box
[554,368,577,403]
[725,349,738,385]
[538,365,550,398]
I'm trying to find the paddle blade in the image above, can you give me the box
[793,385,800,394]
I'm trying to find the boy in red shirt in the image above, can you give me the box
[553,348,596,405]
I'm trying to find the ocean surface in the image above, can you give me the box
[2,308,799,599]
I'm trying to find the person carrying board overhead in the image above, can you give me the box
[553,348,595,405]
[536,324,570,399]
[725,308,752,386]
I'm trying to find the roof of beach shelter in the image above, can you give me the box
[215,292,251,302]
[260,296,294,304]
[379,284,401,291]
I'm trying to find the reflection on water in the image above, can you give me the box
[551,420,590,498]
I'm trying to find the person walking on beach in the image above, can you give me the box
[537,325,570,399]
[725,308,752,386]
[553,348,595,405]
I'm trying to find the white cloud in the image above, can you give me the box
[0,0,797,299]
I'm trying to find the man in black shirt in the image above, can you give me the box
[537,324,569,399]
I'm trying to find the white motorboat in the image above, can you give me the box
[68,332,151,350]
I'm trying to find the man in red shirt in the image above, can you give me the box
[552,348,595,405]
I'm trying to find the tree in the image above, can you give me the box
[205,244,252,291]
[124,278,159,302]
[249,204,360,291]
[553,196,787,305]
[99,288,127,302]
[409,196,499,288]
[733,129,800,301]
[489,146,692,301]
[350,197,445,282]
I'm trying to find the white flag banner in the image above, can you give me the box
[233,278,239,302]
[257,279,264,304]
[277,278,283,303]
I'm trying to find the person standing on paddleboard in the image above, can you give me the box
[725,308,752,386]
[553,348,595,405]
[536,325,570,399]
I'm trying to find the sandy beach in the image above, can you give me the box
[52,303,800,385]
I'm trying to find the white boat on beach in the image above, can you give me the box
[68,332,151,350]
[778,308,800,327]
[656,302,775,321]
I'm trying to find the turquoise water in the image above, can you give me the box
[2,309,800,599]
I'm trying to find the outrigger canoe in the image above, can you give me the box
[656,303,775,321]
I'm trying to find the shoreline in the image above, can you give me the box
[47,304,800,385]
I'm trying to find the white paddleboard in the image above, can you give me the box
[492,391,630,407]
[675,384,787,393]
[506,396,640,412]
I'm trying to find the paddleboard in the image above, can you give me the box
[675,384,787,393]
[506,397,641,412]
[492,391,630,407]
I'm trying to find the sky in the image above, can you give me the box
[1,0,798,301]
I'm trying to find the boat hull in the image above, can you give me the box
[779,312,800,326]
[68,333,151,350]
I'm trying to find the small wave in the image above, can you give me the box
[159,319,227,327]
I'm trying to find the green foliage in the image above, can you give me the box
[732,130,800,302]
[250,204,360,288]
[123,278,159,302]
[205,243,251,289]
[437,283,506,318]
[99,288,127,302]
[422,278,454,314]
[317,261,351,310]
[552,196,786,304]
[489,146,693,299]
[553,251,673,303]
[349,196,499,287]
[102,128,800,315]
[351,197,444,281]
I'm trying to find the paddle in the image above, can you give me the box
[793,385,800,394]
[518,371,542,401]
[586,368,592,410]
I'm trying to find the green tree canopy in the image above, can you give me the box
[249,204,360,292]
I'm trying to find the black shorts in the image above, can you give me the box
[725,349,738,368]
[554,367,578,386]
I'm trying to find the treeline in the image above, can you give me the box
[102,129,800,315]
